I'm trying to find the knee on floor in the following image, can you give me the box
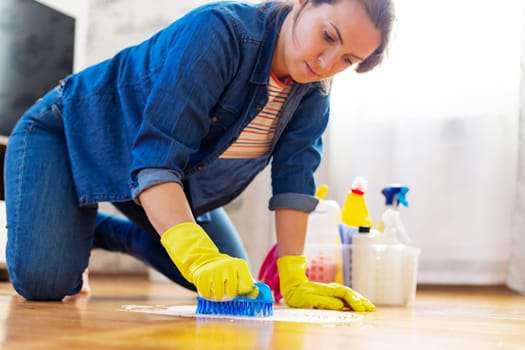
[9,266,81,301]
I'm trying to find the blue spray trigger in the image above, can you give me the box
[396,187,409,207]
[382,186,410,207]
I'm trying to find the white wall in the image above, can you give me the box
[508,5,525,294]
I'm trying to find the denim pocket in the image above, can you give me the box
[199,106,240,153]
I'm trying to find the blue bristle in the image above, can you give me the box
[196,282,274,317]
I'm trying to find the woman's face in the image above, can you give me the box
[275,0,381,83]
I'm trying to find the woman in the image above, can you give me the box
[4,0,394,311]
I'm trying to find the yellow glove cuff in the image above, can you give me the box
[160,222,218,251]
[160,222,220,282]
[276,255,309,288]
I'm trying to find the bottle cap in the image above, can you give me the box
[358,226,371,233]
[315,184,329,199]
[351,176,368,195]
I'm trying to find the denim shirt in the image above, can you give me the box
[60,1,329,216]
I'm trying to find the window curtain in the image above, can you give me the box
[508,3,525,294]
[320,0,524,288]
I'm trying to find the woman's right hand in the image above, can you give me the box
[161,222,255,299]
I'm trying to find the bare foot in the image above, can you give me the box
[80,268,91,295]
[63,268,91,301]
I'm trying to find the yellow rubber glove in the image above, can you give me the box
[277,255,376,312]
[160,222,255,300]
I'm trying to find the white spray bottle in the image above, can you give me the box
[377,185,412,245]
[376,185,419,305]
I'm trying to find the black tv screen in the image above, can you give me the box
[0,0,75,136]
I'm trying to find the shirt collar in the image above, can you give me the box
[250,3,290,85]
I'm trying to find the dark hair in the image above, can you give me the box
[350,0,395,73]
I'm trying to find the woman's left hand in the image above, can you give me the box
[277,255,376,311]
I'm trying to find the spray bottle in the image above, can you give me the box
[375,185,420,305]
[376,185,412,245]
[341,176,374,228]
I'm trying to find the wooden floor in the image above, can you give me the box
[0,274,523,349]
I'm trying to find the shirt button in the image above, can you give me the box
[197,165,205,171]
[256,105,263,111]
[211,116,219,123]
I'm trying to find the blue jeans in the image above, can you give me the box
[4,86,249,301]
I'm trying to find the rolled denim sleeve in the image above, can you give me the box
[268,193,319,213]
[130,168,183,204]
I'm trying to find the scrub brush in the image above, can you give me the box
[196,282,274,317]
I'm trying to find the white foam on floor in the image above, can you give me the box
[121,304,363,324]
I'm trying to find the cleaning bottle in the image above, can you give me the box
[340,176,373,289]
[304,185,343,284]
[376,185,412,244]
[375,208,405,305]
[375,185,421,306]
[341,176,374,228]
[349,225,380,292]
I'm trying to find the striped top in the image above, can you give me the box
[220,72,292,158]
